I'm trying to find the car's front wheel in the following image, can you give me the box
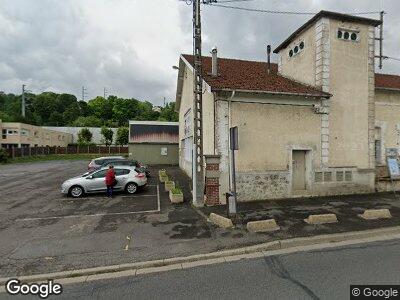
[125,182,138,194]
[69,185,84,198]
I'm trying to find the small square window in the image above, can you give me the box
[336,171,344,182]
[324,172,332,182]
[345,171,353,181]
[315,172,323,182]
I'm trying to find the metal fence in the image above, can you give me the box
[5,145,129,159]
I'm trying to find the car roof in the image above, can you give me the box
[98,165,137,171]
[94,156,125,160]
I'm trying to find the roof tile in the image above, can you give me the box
[376,73,400,90]
[182,54,330,98]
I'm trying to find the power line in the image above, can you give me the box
[206,3,382,16]
[179,0,253,5]
[386,56,400,62]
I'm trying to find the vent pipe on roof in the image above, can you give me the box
[267,45,271,75]
[211,46,218,77]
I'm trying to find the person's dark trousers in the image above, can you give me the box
[106,185,113,197]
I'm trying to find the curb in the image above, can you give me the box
[1,225,400,285]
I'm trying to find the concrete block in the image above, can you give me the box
[304,214,338,225]
[359,209,392,220]
[247,219,280,233]
[209,213,234,229]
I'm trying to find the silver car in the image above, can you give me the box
[61,166,147,198]
[87,156,126,172]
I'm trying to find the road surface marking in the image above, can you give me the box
[157,184,161,212]
[16,209,160,222]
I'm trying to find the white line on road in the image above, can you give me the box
[122,194,158,198]
[16,209,160,222]
[157,184,160,212]
[59,194,158,201]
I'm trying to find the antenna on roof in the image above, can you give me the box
[267,45,271,74]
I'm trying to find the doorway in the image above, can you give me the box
[292,150,307,191]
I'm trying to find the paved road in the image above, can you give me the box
[5,238,398,300]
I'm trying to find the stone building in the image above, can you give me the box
[175,10,400,205]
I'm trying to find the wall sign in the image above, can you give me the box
[161,147,168,156]
[387,158,400,179]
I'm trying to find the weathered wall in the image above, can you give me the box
[227,97,322,202]
[279,23,316,86]
[178,64,194,176]
[375,90,400,164]
[328,20,373,169]
[215,97,230,204]
[202,87,215,156]
[230,101,322,171]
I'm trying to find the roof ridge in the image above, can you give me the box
[182,53,278,65]
[376,73,400,77]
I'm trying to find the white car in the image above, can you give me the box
[61,166,147,198]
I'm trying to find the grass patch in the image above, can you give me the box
[1,154,100,165]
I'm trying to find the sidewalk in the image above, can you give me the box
[201,192,400,237]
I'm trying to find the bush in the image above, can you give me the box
[0,148,10,163]
[171,187,182,194]
[77,128,93,145]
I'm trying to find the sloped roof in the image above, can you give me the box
[375,73,400,91]
[182,54,330,98]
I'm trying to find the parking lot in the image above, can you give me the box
[1,161,160,222]
[0,160,213,277]
[2,159,399,278]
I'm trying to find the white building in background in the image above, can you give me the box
[43,127,118,144]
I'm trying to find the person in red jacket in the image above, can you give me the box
[105,165,116,198]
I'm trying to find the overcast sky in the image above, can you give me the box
[0,0,398,106]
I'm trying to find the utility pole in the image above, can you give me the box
[375,11,385,69]
[163,97,166,107]
[21,84,26,118]
[82,86,87,101]
[192,0,205,206]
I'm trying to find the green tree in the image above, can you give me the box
[31,92,58,124]
[73,116,103,127]
[100,126,114,146]
[88,96,113,121]
[158,102,178,122]
[0,111,13,122]
[112,97,139,125]
[56,94,77,113]
[0,148,9,163]
[62,103,81,125]
[77,101,92,117]
[48,111,64,126]
[77,128,93,145]
[116,127,129,145]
